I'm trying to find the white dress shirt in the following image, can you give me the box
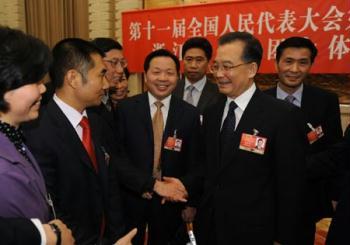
[53,94,88,140]
[276,83,303,107]
[183,76,207,107]
[221,83,256,130]
[148,92,171,128]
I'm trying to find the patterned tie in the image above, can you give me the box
[185,85,195,105]
[284,95,296,104]
[220,101,238,157]
[152,101,164,180]
[80,117,98,172]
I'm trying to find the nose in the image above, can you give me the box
[102,76,109,90]
[39,83,47,94]
[290,62,300,72]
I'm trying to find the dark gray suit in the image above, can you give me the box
[173,76,220,114]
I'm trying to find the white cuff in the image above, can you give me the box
[31,218,47,245]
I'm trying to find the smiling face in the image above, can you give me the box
[144,56,178,100]
[2,81,46,127]
[110,72,128,102]
[213,41,257,99]
[103,48,125,85]
[76,53,109,108]
[276,47,312,93]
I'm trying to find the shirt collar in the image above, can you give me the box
[276,83,303,106]
[184,75,207,92]
[53,94,87,129]
[148,92,171,110]
[226,83,256,112]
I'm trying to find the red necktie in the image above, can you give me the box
[80,117,98,172]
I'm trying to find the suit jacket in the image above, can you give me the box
[90,102,119,140]
[116,93,202,243]
[24,100,124,245]
[173,76,220,114]
[326,128,350,245]
[0,132,49,222]
[265,84,343,219]
[1,217,41,245]
[265,84,343,155]
[196,89,307,245]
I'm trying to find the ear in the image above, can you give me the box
[65,69,81,89]
[274,61,279,72]
[247,62,258,79]
[143,72,148,84]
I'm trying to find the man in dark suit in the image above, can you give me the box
[24,38,127,245]
[116,49,202,245]
[264,37,343,244]
[91,38,128,137]
[326,125,350,244]
[307,124,350,244]
[195,32,307,245]
[173,37,220,115]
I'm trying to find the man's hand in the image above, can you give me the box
[153,177,188,204]
[114,228,137,245]
[182,206,197,223]
[44,219,75,245]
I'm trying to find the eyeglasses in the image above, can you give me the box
[210,62,251,73]
[104,58,128,69]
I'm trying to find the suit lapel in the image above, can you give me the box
[136,93,154,147]
[174,79,185,99]
[47,101,96,173]
[209,96,226,172]
[163,96,183,145]
[197,81,212,112]
[300,85,313,121]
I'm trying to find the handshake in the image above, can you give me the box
[142,177,188,204]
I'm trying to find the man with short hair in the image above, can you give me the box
[24,38,128,245]
[195,32,307,245]
[91,38,128,135]
[265,36,343,244]
[116,49,202,245]
[173,37,220,114]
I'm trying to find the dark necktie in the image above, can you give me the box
[285,95,296,104]
[220,101,238,154]
[80,117,98,172]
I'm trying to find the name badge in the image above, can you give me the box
[307,123,324,144]
[239,133,267,155]
[164,130,183,152]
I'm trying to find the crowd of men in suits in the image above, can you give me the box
[0,25,349,245]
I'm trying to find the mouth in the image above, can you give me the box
[154,84,170,91]
[31,98,42,109]
[285,74,302,82]
[217,80,231,86]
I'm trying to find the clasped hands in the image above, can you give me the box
[143,177,188,204]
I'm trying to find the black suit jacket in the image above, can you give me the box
[326,127,350,245]
[265,84,342,155]
[265,84,343,219]
[1,217,40,245]
[196,89,307,245]
[173,76,220,114]
[116,93,202,243]
[24,100,124,245]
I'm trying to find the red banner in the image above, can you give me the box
[122,0,350,73]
